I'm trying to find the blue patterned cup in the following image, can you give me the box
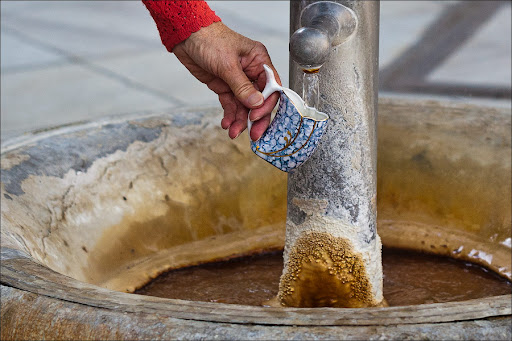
[248,65,329,172]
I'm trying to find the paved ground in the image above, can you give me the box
[1,1,511,142]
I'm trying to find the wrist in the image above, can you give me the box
[180,22,225,50]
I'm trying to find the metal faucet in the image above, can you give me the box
[280,1,384,307]
[289,1,357,70]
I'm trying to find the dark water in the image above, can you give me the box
[135,248,512,306]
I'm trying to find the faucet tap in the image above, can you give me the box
[289,1,357,70]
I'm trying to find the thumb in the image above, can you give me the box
[223,67,264,108]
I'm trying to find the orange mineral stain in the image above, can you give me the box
[278,232,380,308]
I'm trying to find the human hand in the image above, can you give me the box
[172,22,281,141]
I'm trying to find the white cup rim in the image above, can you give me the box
[281,88,329,122]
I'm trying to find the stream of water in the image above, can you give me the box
[302,69,320,109]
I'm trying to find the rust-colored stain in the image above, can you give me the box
[85,140,287,287]
[377,123,511,241]
[279,232,379,308]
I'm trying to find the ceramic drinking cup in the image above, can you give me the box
[248,65,329,172]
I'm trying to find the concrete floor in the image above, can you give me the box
[1,1,511,142]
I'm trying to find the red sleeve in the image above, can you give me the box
[143,0,221,52]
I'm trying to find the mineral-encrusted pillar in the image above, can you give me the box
[279,0,383,307]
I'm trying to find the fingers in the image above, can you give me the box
[249,91,279,122]
[221,63,264,110]
[214,78,241,132]
[219,62,280,140]
[228,99,249,139]
[249,113,272,142]
[219,92,248,139]
[219,70,278,140]
[219,93,236,130]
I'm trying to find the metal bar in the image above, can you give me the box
[280,0,383,308]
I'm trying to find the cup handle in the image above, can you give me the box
[247,64,282,137]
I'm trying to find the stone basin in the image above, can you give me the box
[1,97,511,340]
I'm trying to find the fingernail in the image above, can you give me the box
[250,114,261,122]
[221,119,231,130]
[248,93,263,107]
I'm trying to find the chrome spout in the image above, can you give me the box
[289,1,357,69]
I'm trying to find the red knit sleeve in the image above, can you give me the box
[143,0,221,52]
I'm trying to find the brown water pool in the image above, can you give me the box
[135,248,512,306]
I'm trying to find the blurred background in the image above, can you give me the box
[1,0,511,142]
